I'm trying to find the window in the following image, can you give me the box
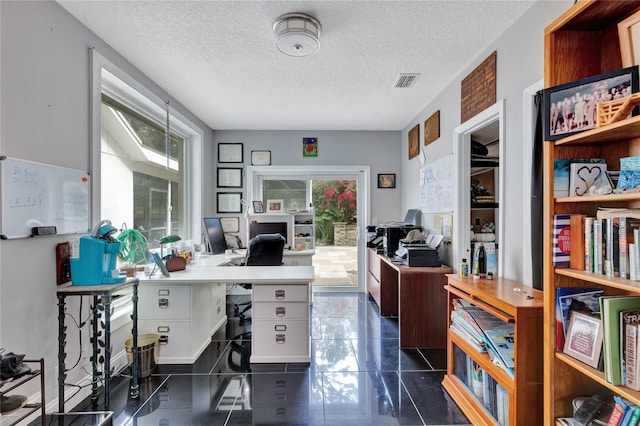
[262,179,307,212]
[101,95,184,243]
[92,51,203,246]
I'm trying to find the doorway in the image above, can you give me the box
[246,166,370,293]
[453,100,505,277]
[312,179,358,288]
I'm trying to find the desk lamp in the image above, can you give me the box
[159,234,181,259]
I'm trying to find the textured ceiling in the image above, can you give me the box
[57,0,538,131]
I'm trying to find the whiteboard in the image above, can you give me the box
[420,154,454,213]
[0,156,90,239]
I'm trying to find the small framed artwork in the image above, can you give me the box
[220,217,239,233]
[267,199,284,213]
[408,124,419,160]
[217,192,242,213]
[216,167,242,188]
[252,200,264,213]
[251,150,271,166]
[424,110,440,146]
[619,10,640,67]
[303,137,318,157]
[562,311,603,369]
[543,66,639,141]
[377,173,396,188]
[218,143,243,163]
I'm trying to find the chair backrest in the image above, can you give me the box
[245,233,286,266]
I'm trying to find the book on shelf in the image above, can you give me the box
[618,217,640,279]
[586,216,594,273]
[595,219,604,274]
[563,310,604,369]
[571,214,586,270]
[555,287,604,351]
[621,309,640,390]
[604,218,620,277]
[600,296,640,385]
[484,242,497,275]
[554,214,571,267]
[609,396,636,426]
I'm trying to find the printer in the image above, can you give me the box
[396,231,444,267]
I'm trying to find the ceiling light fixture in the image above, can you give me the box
[273,13,322,57]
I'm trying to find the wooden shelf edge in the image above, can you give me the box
[555,268,640,292]
[554,115,640,146]
[442,375,498,425]
[556,352,640,405]
[555,191,640,203]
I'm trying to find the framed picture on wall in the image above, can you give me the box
[378,173,396,188]
[216,167,242,188]
[217,192,242,213]
[218,143,243,163]
[220,217,240,233]
[408,124,419,160]
[251,150,271,165]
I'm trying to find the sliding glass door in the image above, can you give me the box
[247,166,369,292]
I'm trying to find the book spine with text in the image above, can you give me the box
[585,217,594,273]
[554,214,571,267]
[594,219,603,274]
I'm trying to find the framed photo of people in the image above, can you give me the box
[543,66,639,141]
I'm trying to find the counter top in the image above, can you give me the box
[139,253,314,285]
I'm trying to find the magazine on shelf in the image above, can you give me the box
[484,328,515,369]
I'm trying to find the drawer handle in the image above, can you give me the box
[275,380,286,389]
[276,407,287,416]
[158,289,170,296]
[158,298,169,309]
[157,325,170,333]
[276,307,286,316]
[159,335,169,345]
[274,324,287,331]
[275,334,286,344]
[275,289,285,300]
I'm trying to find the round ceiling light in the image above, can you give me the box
[273,13,322,57]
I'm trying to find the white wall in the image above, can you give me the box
[210,130,403,228]
[0,0,214,408]
[400,0,572,283]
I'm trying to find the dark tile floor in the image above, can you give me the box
[65,292,470,425]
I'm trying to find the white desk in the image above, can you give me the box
[138,254,314,364]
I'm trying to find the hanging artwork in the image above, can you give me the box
[303,137,318,157]
[408,124,420,160]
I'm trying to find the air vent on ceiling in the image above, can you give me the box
[393,73,421,88]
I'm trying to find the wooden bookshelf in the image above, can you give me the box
[543,2,640,424]
[443,274,543,425]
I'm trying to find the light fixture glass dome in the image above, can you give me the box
[273,13,322,57]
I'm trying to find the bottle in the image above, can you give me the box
[459,258,469,278]
[477,243,486,276]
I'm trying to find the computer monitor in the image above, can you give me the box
[203,217,228,255]
[249,221,287,245]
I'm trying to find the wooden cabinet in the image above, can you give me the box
[542,2,640,424]
[443,275,543,425]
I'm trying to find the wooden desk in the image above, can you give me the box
[367,249,452,348]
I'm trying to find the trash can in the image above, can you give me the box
[124,333,159,379]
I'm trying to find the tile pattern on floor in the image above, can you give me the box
[56,293,470,426]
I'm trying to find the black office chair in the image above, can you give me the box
[233,233,286,325]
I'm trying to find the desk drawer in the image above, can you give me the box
[252,320,309,357]
[138,320,190,359]
[253,301,308,320]
[138,285,191,320]
[252,285,307,303]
